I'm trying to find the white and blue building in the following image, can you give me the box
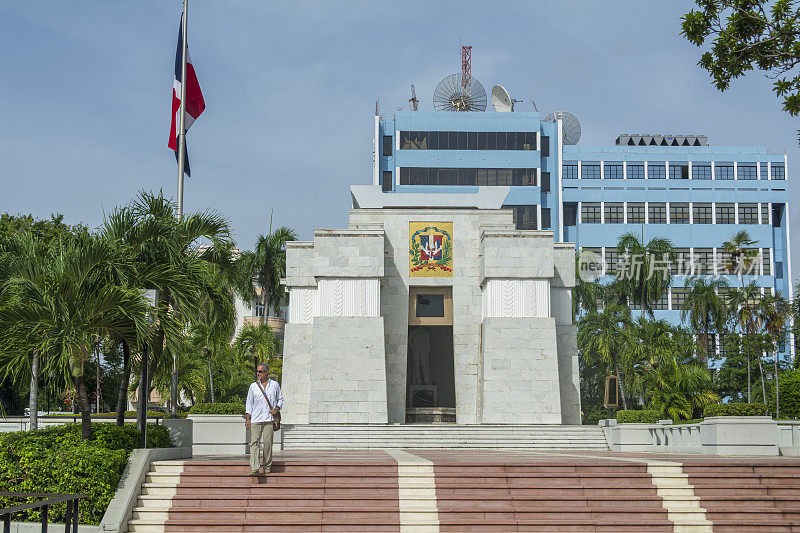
[372,110,792,360]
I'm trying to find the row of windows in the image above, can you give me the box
[585,247,778,278]
[394,132,549,153]
[570,202,776,225]
[508,205,552,230]
[563,162,785,180]
[397,167,550,189]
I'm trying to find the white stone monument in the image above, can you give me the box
[280,186,580,425]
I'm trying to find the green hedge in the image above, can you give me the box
[703,403,769,417]
[188,402,245,415]
[44,410,186,419]
[769,370,800,419]
[0,423,171,525]
[616,410,661,424]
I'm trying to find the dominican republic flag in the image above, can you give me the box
[168,15,205,177]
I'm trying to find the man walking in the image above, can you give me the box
[245,364,283,475]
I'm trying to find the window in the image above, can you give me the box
[672,248,690,275]
[409,287,453,327]
[382,171,392,192]
[672,288,689,310]
[563,164,578,179]
[760,162,769,179]
[605,248,619,275]
[648,202,666,223]
[761,203,770,224]
[468,132,477,150]
[511,205,537,230]
[739,203,758,224]
[495,132,506,150]
[564,203,577,226]
[581,202,601,223]
[627,202,645,223]
[693,203,712,224]
[695,248,713,274]
[627,164,644,179]
[605,202,624,223]
[762,249,771,275]
[773,204,784,227]
[776,261,784,279]
[524,132,537,150]
[457,131,468,150]
[541,208,551,229]
[693,163,711,180]
[254,301,266,317]
[540,136,550,157]
[604,163,623,179]
[541,172,551,192]
[772,163,785,179]
[382,135,393,156]
[648,162,666,179]
[669,163,689,179]
[670,203,689,224]
[652,292,668,310]
[717,250,735,274]
[399,168,537,186]
[716,164,734,180]
[716,203,735,224]
[582,163,601,179]
[738,164,757,180]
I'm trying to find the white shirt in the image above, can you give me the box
[245,378,284,423]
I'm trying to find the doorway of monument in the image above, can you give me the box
[406,287,456,423]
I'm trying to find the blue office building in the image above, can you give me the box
[372,110,792,359]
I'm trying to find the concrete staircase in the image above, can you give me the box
[282,424,609,450]
[127,452,800,532]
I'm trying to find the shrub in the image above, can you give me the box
[44,411,186,419]
[616,410,661,424]
[582,407,612,426]
[767,370,800,419]
[0,423,172,525]
[703,403,769,417]
[189,402,245,415]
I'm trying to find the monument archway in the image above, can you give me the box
[406,287,455,423]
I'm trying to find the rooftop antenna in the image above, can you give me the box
[409,84,419,111]
[531,98,539,112]
[375,100,379,116]
[461,45,472,89]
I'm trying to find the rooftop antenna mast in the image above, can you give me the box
[409,84,419,111]
[461,45,472,89]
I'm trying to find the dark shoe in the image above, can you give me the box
[249,470,259,476]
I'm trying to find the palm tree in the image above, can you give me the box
[759,292,790,417]
[643,356,718,421]
[112,191,238,417]
[616,232,675,319]
[621,317,676,400]
[0,235,149,439]
[239,225,298,318]
[682,276,729,363]
[721,230,758,286]
[573,252,602,318]
[729,281,765,403]
[234,323,282,381]
[577,303,632,409]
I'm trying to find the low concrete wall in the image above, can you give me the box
[98,446,192,533]
[601,417,799,456]
[7,523,97,532]
[0,417,164,433]
[188,414,283,455]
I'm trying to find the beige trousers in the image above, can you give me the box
[249,421,274,472]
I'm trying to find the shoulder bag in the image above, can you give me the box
[256,380,281,430]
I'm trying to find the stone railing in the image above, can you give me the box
[601,416,799,456]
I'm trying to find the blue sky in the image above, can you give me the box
[1,1,798,285]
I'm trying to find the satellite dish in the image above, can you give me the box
[491,85,513,112]
[544,110,582,145]
[433,74,487,112]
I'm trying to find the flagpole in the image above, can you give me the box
[176,0,189,220]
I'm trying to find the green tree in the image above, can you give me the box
[643,356,718,422]
[616,232,675,319]
[729,281,767,402]
[721,230,758,285]
[682,276,729,363]
[577,303,632,409]
[682,1,800,140]
[760,291,791,416]
[0,235,149,439]
[234,323,282,382]
[621,317,677,400]
[239,225,297,317]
